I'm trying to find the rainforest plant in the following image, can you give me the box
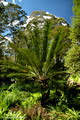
[1,19,70,106]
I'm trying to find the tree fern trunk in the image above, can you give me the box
[38,76,50,106]
[41,88,50,107]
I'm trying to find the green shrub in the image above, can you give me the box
[0,84,41,118]
[8,83,32,91]
[57,91,68,111]
[66,108,80,120]
[22,92,41,108]
[3,110,26,120]
[48,105,80,120]
[0,85,9,91]
[0,89,30,114]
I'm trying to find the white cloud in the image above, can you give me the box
[0,1,8,6]
[27,16,35,24]
[54,15,59,18]
[12,20,20,26]
[8,20,20,26]
[0,39,5,44]
[12,0,16,4]
[43,16,52,19]
[21,23,27,27]
[46,12,50,14]
[5,36,12,42]
[62,22,67,26]
[38,18,44,22]
[38,23,45,29]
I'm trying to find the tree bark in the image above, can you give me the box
[41,88,50,107]
[38,76,50,107]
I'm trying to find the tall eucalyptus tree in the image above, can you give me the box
[5,3,27,62]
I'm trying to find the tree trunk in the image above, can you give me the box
[38,76,50,107]
[41,88,50,107]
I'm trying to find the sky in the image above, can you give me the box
[6,0,73,24]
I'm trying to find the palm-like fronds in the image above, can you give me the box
[1,20,69,84]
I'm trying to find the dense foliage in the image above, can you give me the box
[65,0,80,76]
[0,0,80,119]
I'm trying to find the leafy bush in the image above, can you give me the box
[0,88,29,115]
[66,108,80,120]
[8,83,32,91]
[48,106,80,120]
[3,110,26,120]
[22,92,41,108]
[0,83,42,119]
[0,85,9,91]
[57,91,68,111]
